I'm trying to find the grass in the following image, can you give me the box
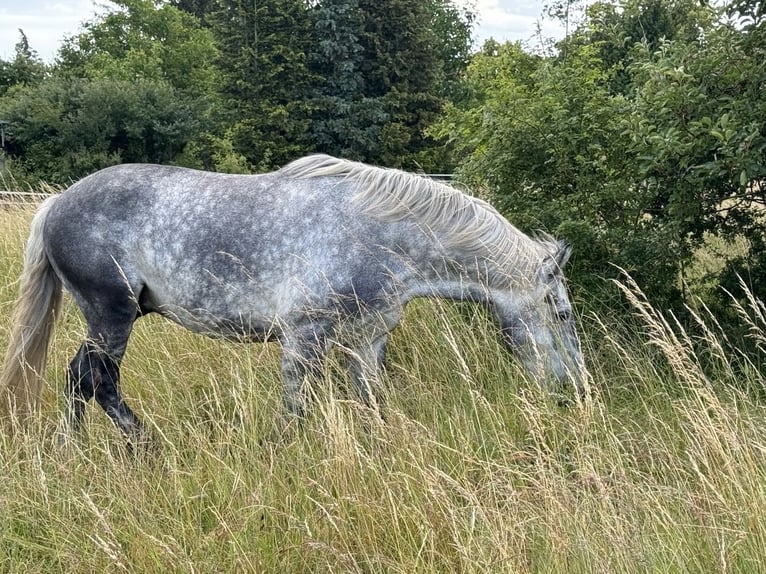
[1,205,766,572]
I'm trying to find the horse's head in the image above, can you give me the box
[492,241,586,398]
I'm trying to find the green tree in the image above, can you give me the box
[308,0,384,160]
[437,0,766,317]
[356,0,442,167]
[57,0,219,98]
[308,0,473,169]
[624,5,766,309]
[435,40,651,304]
[209,0,316,170]
[426,0,475,99]
[0,30,48,96]
[573,0,712,95]
[0,77,199,183]
[169,0,218,23]
[1,0,218,181]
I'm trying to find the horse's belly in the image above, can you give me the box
[152,301,282,342]
[139,263,332,342]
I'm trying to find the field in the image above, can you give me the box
[1,205,766,573]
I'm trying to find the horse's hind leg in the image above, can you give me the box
[67,334,143,443]
[65,303,144,444]
[65,343,95,434]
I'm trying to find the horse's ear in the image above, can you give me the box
[554,241,572,270]
[540,241,571,282]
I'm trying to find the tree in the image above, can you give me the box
[308,0,474,169]
[425,0,475,99]
[571,0,712,95]
[356,0,443,166]
[436,0,766,318]
[57,0,219,98]
[1,0,218,181]
[624,5,766,310]
[307,0,385,161]
[0,77,199,183]
[0,30,48,96]
[435,40,651,304]
[169,0,218,23]
[209,0,316,170]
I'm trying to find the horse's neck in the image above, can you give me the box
[400,258,517,306]
[403,278,491,305]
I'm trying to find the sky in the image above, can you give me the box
[0,0,566,63]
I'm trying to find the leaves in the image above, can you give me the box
[435,0,766,313]
[307,0,472,168]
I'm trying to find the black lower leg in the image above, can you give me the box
[91,351,145,443]
[69,339,144,445]
[65,343,96,435]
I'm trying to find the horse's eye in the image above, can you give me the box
[557,309,572,322]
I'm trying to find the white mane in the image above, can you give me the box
[280,154,555,283]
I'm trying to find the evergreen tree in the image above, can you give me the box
[308,0,473,169]
[308,0,383,160]
[169,0,218,23]
[0,31,47,96]
[210,0,316,170]
[356,0,441,166]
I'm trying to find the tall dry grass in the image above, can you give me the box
[1,206,765,572]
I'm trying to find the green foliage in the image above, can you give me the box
[1,0,473,179]
[5,0,765,327]
[0,0,219,180]
[0,77,199,182]
[435,40,660,304]
[308,0,473,169]
[357,0,448,168]
[308,0,381,160]
[169,0,218,23]
[436,0,766,317]
[208,0,317,170]
[623,4,766,310]
[576,0,711,94]
[57,0,220,97]
[0,31,48,97]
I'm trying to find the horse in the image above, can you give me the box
[0,154,585,441]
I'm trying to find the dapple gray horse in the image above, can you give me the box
[1,155,584,440]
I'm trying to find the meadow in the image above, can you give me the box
[1,205,766,573]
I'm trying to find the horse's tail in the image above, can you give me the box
[0,196,63,426]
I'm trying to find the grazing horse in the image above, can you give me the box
[0,155,584,439]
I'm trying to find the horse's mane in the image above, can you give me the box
[280,154,556,283]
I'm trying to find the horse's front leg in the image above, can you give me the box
[346,333,388,412]
[279,324,332,419]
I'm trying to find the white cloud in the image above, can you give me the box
[460,0,566,48]
[0,0,109,62]
[0,0,565,63]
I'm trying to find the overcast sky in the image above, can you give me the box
[0,0,565,63]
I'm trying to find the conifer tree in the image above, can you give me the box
[210,0,316,169]
[308,0,382,160]
[308,0,473,169]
